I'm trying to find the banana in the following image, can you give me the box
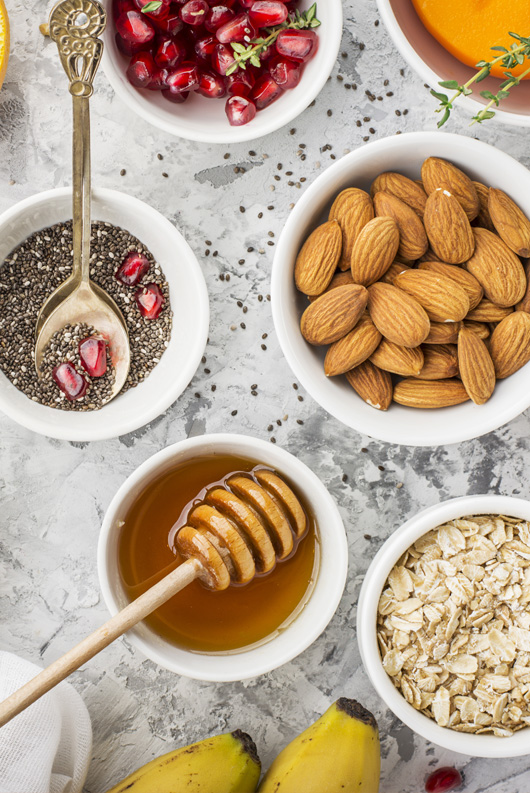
[105,729,261,793]
[258,698,380,793]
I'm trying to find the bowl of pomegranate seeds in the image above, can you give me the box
[102,0,343,142]
[0,187,209,441]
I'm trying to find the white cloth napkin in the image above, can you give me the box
[0,652,92,793]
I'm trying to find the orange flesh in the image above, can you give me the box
[412,0,530,79]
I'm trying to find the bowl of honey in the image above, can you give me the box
[97,433,347,681]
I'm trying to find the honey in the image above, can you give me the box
[118,454,319,653]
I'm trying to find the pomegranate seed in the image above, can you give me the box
[52,363,88,401]
[115,32,146,55]
[275,28,317,62]
[152,8,184,34]
[180,0,209,25]
[269,56,300,88]
[134,0,170,18]
[250,72,282,108]
[216,12,255,44]
[425,768,463,793]
[205,5,234,32]
[116,9,155,45]
[135,283,165,319]
[113,0,135,15]
[166,60,199,91]
[126,52,157,86]
[162,88,189,102]
[211,42,236,75]
[249,1,288,27]
[225,69,254,96]
[225,94,256,125]
[195,35,217,61]
[116,251,151,286]
[197,69,226,97]
[79,337,108,378]
[155,35,186,67]
[237,0,254,7]
[146,67,170,88]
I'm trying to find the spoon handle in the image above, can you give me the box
[72,95,92,283]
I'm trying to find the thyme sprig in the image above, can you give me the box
[226,3,320,77]
[431,32,530,126]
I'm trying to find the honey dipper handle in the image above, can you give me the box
[0,558,201,729]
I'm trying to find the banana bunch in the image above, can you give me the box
[104,699,380,793]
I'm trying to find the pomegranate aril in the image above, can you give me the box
[155,35,186,67]
[116,9,156,45]
[225,94,256,125]
[216,12,255,44]
[126,51,157,86]
[195,35,217,61]
[135,283,165,319]
[152,7,184,34]
[166,60,199,91]
[425,768,463,793]
[115,32,146,56]
[269,56,300,88]
[212,42,236,75]
[180,0,209,25]
[79,337,108,378]
[237,0,254,7]
[205,5,234,32]
[162,88,189,102]
[134,0,170,17]
[52,363,88,401]
[225,69,254,96]
[275,28,317,62]
[146,67,169,88]
[113,0,135,15]
[197,69,226,97]
[250,73,282,108]
[249,1,288,27]
[116,251,151,286]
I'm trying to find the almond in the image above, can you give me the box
[463,321,490,340]
[466,299,514,323]
[394,269,469,323]
[418,261,483,310]
[466,227,526,308]
[457,326,496,405]
[368,282,431,348]
[423,321,461,345]
[417,344,458,380]
[380,261,411,285]
[423,189,475,264]
[373,191,429,260]
[370,171,427,217]
[516,260,530,313]
[308,269,353,303]
[369,338,424,376]
[345,360,393,411]
[488,188,530,258]
[489,311,530,379]
[473,181,496,232]
[295,220,342,296]
[417,247,444,264]
[300,284,368,346]
[350,217,399,286]
[393,378,470,408]
[324,313,381,376]
[329,188,374,271]
[421,157,479,221]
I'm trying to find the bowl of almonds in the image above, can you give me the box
[272,131,530,446]
[357,494,530,757]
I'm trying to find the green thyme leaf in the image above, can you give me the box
[439,80,459,89]
[140,1,162,12]
[437,107,451,127]
[430,90,449,102]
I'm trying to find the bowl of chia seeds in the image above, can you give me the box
[0,187,209,441]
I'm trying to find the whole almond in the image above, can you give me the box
[345,360,393,411]
[418,261,483,310]
[329,188,374,271]
[489,311,530,379]
[417,247,444,264]
[308,269,353,303]
[466,299,514,323]
[466,227,526,308]
[370,171,427,217]
[393,378,470,408]
[473,181,496,232]
[417,344,458,380]
[368,282,430,348]
[395,269,469,323]
[380,261,411,285]
[488,188,530,258]
[300,284,368,346]
[458,326,496,405]
[369,339,424,376]
[324,313,381,376]
[516,260,530,313]
[463,321,490,340]
[423,189,475,264]
[373,191,429,260]
[295,220,342,296]
[421,157,479,221]
[424,321,461,345]
[350,217,400,286]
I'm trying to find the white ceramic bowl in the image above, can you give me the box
[0,187,209,441]
[377,0,530,127]
[101,0,343,143]
[357,494,530,757]
[97,433,348,681]
[272,131,530,447]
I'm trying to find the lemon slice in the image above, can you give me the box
[0,0,9,90]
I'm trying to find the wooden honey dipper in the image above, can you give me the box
[0,469,308,728]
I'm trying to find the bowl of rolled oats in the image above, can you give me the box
[357,495,530,757]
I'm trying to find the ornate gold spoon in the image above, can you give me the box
[35,0,130,403]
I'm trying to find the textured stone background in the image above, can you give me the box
[1,0,530,790]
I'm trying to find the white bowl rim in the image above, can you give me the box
[376,0,530,128]
[0,186,209,441]
[97,432,348,681]
[272,130,530,447]
[357,494,530,757]
[101,0,344,143]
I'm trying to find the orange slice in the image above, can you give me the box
[0,0,9,90]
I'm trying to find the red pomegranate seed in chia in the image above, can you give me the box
[425,768,463,793]
[79,337,108,378]
[269,56,301,88]
[205,5,234,32]
[225,94,256,125]
[135,283,165,319]
[211,43,236,75]
[216,12,255,44]
[134,0,170,18]
[155,35,187,68]
[116,251,150,286]
[275,28,317,62]
[249,1,288,27]
[116,10,155,45]
[179,0,209,25]
[52,363,88,400]
[166,61,199,92]
[250,73,282,108]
